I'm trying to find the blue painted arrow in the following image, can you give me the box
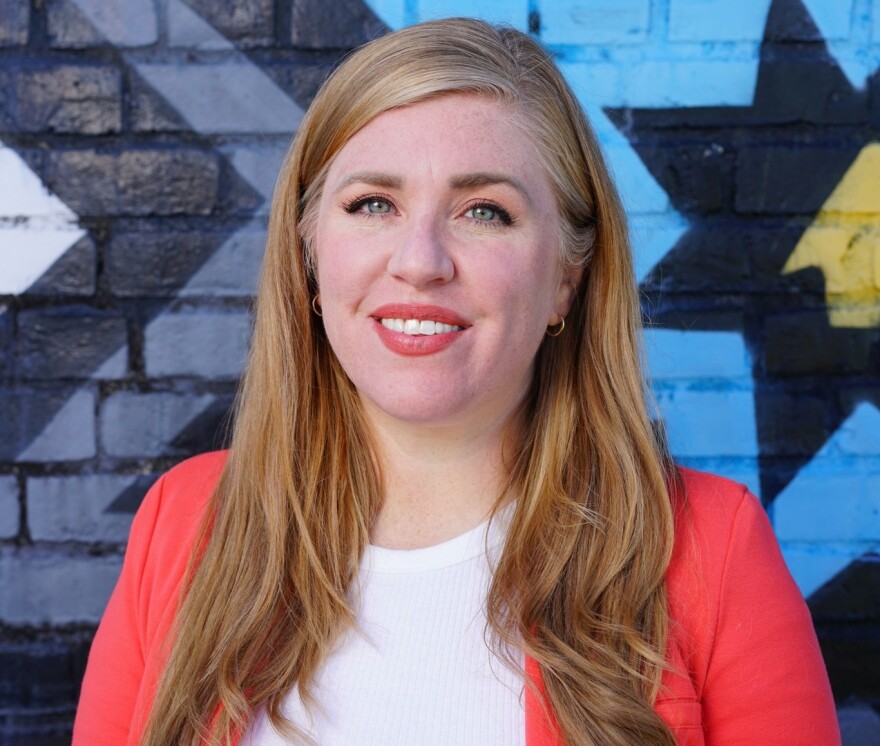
[772,403,880,597]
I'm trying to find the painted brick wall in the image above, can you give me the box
[0,1,878,743]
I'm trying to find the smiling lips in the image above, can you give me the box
[371,304,468,356]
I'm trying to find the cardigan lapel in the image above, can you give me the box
[524,655,562,746]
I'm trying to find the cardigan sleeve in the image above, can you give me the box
[700,487,840,745]
[72,471,169,746]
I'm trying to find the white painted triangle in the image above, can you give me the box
[68,0,158,47]
[0,142,86,295]
[92,346,128,380]
[0,227,86,295]
[220,143,288,201]
[135,61,303,135]
[17,390,96,462]
[167,0,233,50]
[0,145,79,220]
[180,220,266,297]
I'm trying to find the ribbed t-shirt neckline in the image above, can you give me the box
[364,504,513,574]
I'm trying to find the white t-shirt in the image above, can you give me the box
[243,509,525,745]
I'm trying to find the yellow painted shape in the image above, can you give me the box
[783,142,880,328]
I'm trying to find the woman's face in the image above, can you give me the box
[312,94,579,432]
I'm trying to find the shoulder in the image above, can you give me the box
[126,450,229,583]
[153,449,229,502]
[668,466,759,564]
[664,467,762,678]
[666,464,769,592]
[665,466,797,685]
[664,472,839,742]
[139,450,229,527]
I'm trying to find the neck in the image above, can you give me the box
[364,403,520,550]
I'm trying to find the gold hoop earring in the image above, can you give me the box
[546,318,565,337]
[311,295,322,317]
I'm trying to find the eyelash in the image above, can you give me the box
[342,193,392,216]
[465,201,515,227]
[341,195,516,227]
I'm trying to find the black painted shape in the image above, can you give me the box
[810,555,880,705]
[289,0,387,49]
[16,306,128,380]
[0,52,261,462]
[606,0,880,503]
[0,388,86,461]
[0,632,92,744]
[170,395,234,454]
[24,236,97,298]
[104,474,158,514]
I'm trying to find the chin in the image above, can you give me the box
[365,394,473,427]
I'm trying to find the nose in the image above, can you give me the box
[386,214,455,288]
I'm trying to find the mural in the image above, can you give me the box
[0,0,877,741]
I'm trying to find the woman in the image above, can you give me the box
[74,18,839,746]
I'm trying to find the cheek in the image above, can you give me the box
[476,250,562,317]
[314,225,379,303]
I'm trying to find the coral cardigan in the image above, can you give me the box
[74,451,840,745]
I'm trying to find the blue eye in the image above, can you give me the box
[344,195,394,216]
[468,205,497,221]
[365,199,391,214]
[465,202,514,226]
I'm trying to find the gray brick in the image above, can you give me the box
[100,391,215,457]
[0,547,121,625]
[130,78,188,133]
[179,222,265,297]
[47,0,106,48]
[44,149,220,217]
[263,61,334,110]
[0,476,20,539]
[290,0,385,49]
[17,307,127,380]
[28,475,138,542]
[222,143,287,202]
[185,0,274,46]
[25,235,97,297]
[0,306,10,380]
[0,68,12,129]
[134,61,303,135]
[47,0,158,48]
[145,310,251,378]
[0,0,29,46]
[106,227,233,296]
[167,0,232,50]
[0,389,96,462]
[14,66,122,135]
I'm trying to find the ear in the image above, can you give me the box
[551,265,584,323]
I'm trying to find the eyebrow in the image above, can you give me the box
[333,170,531,203]
[335,171,403,192]
[449,172,531,203]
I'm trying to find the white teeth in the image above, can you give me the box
[379,318,463,335]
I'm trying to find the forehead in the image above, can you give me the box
[325,95,549,190]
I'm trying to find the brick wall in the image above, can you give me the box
[0,1,878,743]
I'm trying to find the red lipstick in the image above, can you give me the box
[370,304,469,356]
[371,304,470,328]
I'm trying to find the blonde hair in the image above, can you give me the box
[144,18,676,745]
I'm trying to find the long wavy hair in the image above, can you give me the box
[143,18,676,746]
